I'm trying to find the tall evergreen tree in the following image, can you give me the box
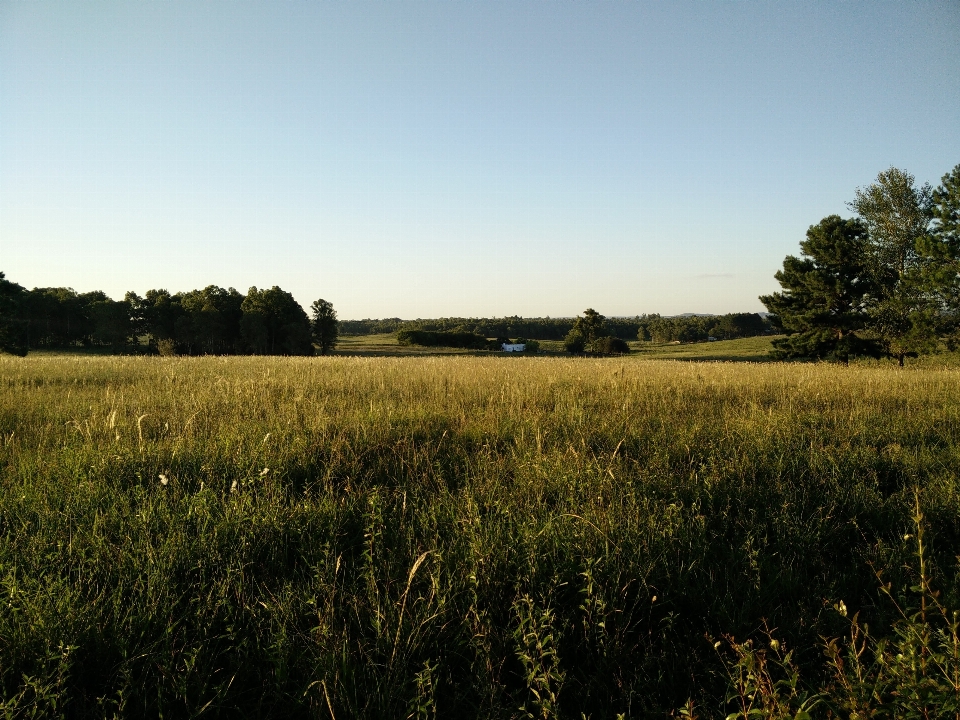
[760,215,882,363]
[310,298,339,355]
[849,167,935,365]
[925,164,960,345]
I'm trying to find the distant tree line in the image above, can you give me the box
[350,316,652,340]
[339,318,407,335]
[638,312,770,343]
[762,163,960,365]
[348,316,584,339]
[0,280,338,357]
[561,309,632,354]
[397,329,540,352]
[398,329,498,350]
[345,313,773,343]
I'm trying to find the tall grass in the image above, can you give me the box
[2,355,960,717]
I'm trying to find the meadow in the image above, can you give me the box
[335,332,779,361]
[2,352,960,718]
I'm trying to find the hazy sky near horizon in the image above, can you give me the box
[2,1,959,319]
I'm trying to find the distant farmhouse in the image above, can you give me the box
[501,343,526,352]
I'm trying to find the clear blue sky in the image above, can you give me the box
[2,1,958,319]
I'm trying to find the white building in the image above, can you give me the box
[502,343,526,352]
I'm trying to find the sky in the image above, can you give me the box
[1,1,959,319]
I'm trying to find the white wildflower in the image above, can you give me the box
[260,467,270,476]
[230,479,238,493]
[159,473,169,486]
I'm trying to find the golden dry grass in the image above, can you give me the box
[2,354,959,717]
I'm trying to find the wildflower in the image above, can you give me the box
[769,638,780,651]
[260,467,270,476]
[159,473,169,486]
[836,600,847,617]
[230,479,238,493]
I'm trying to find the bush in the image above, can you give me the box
[397,329,489,349]
[564,329,585,354]
[594,336,630,354]
[156,338,178,356]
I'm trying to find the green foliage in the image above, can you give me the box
[0,272,28,356]
[240,286,314,356]
[347,316,666,343]
[563,328,585,353]
[396,329,491,349]
[638,314,772,344]
[310,298,339,355]
[565,308,625,354]
[594,336,630,355]
[708,313,769,341]
[932,164,960,252]
[572,308,609,349]
[927,164,960,345]
[514,595,565,719]
[712,491,960,719]
[716,630,821,720]
[849,167,939,366]
[88,299,133,351]
[8,280,334,357]
[173,286,245,355]
[133,288,185,347]
[763,164,960,366]
[761,215,882,363]
[24,287,92,348]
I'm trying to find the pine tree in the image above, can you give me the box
[760,216,882,363]
[849,167,935,366]
[923,164,960,346]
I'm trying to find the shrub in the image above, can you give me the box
[594,336,629,354]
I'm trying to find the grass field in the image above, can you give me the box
[2,353,960,717]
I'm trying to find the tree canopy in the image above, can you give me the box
[761,216,881,362]
[310,299,339,355]
[0,279,335,357]
[763,163,960,365]
[0,273,28,357]
[240,287,314,356]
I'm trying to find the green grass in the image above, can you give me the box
[629,335,778,361]
[337,333,517,357]
[2,354,960,717]
[337,333,779,361]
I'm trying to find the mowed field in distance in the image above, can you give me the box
[2,352,960,716]
[336,333,780,361]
